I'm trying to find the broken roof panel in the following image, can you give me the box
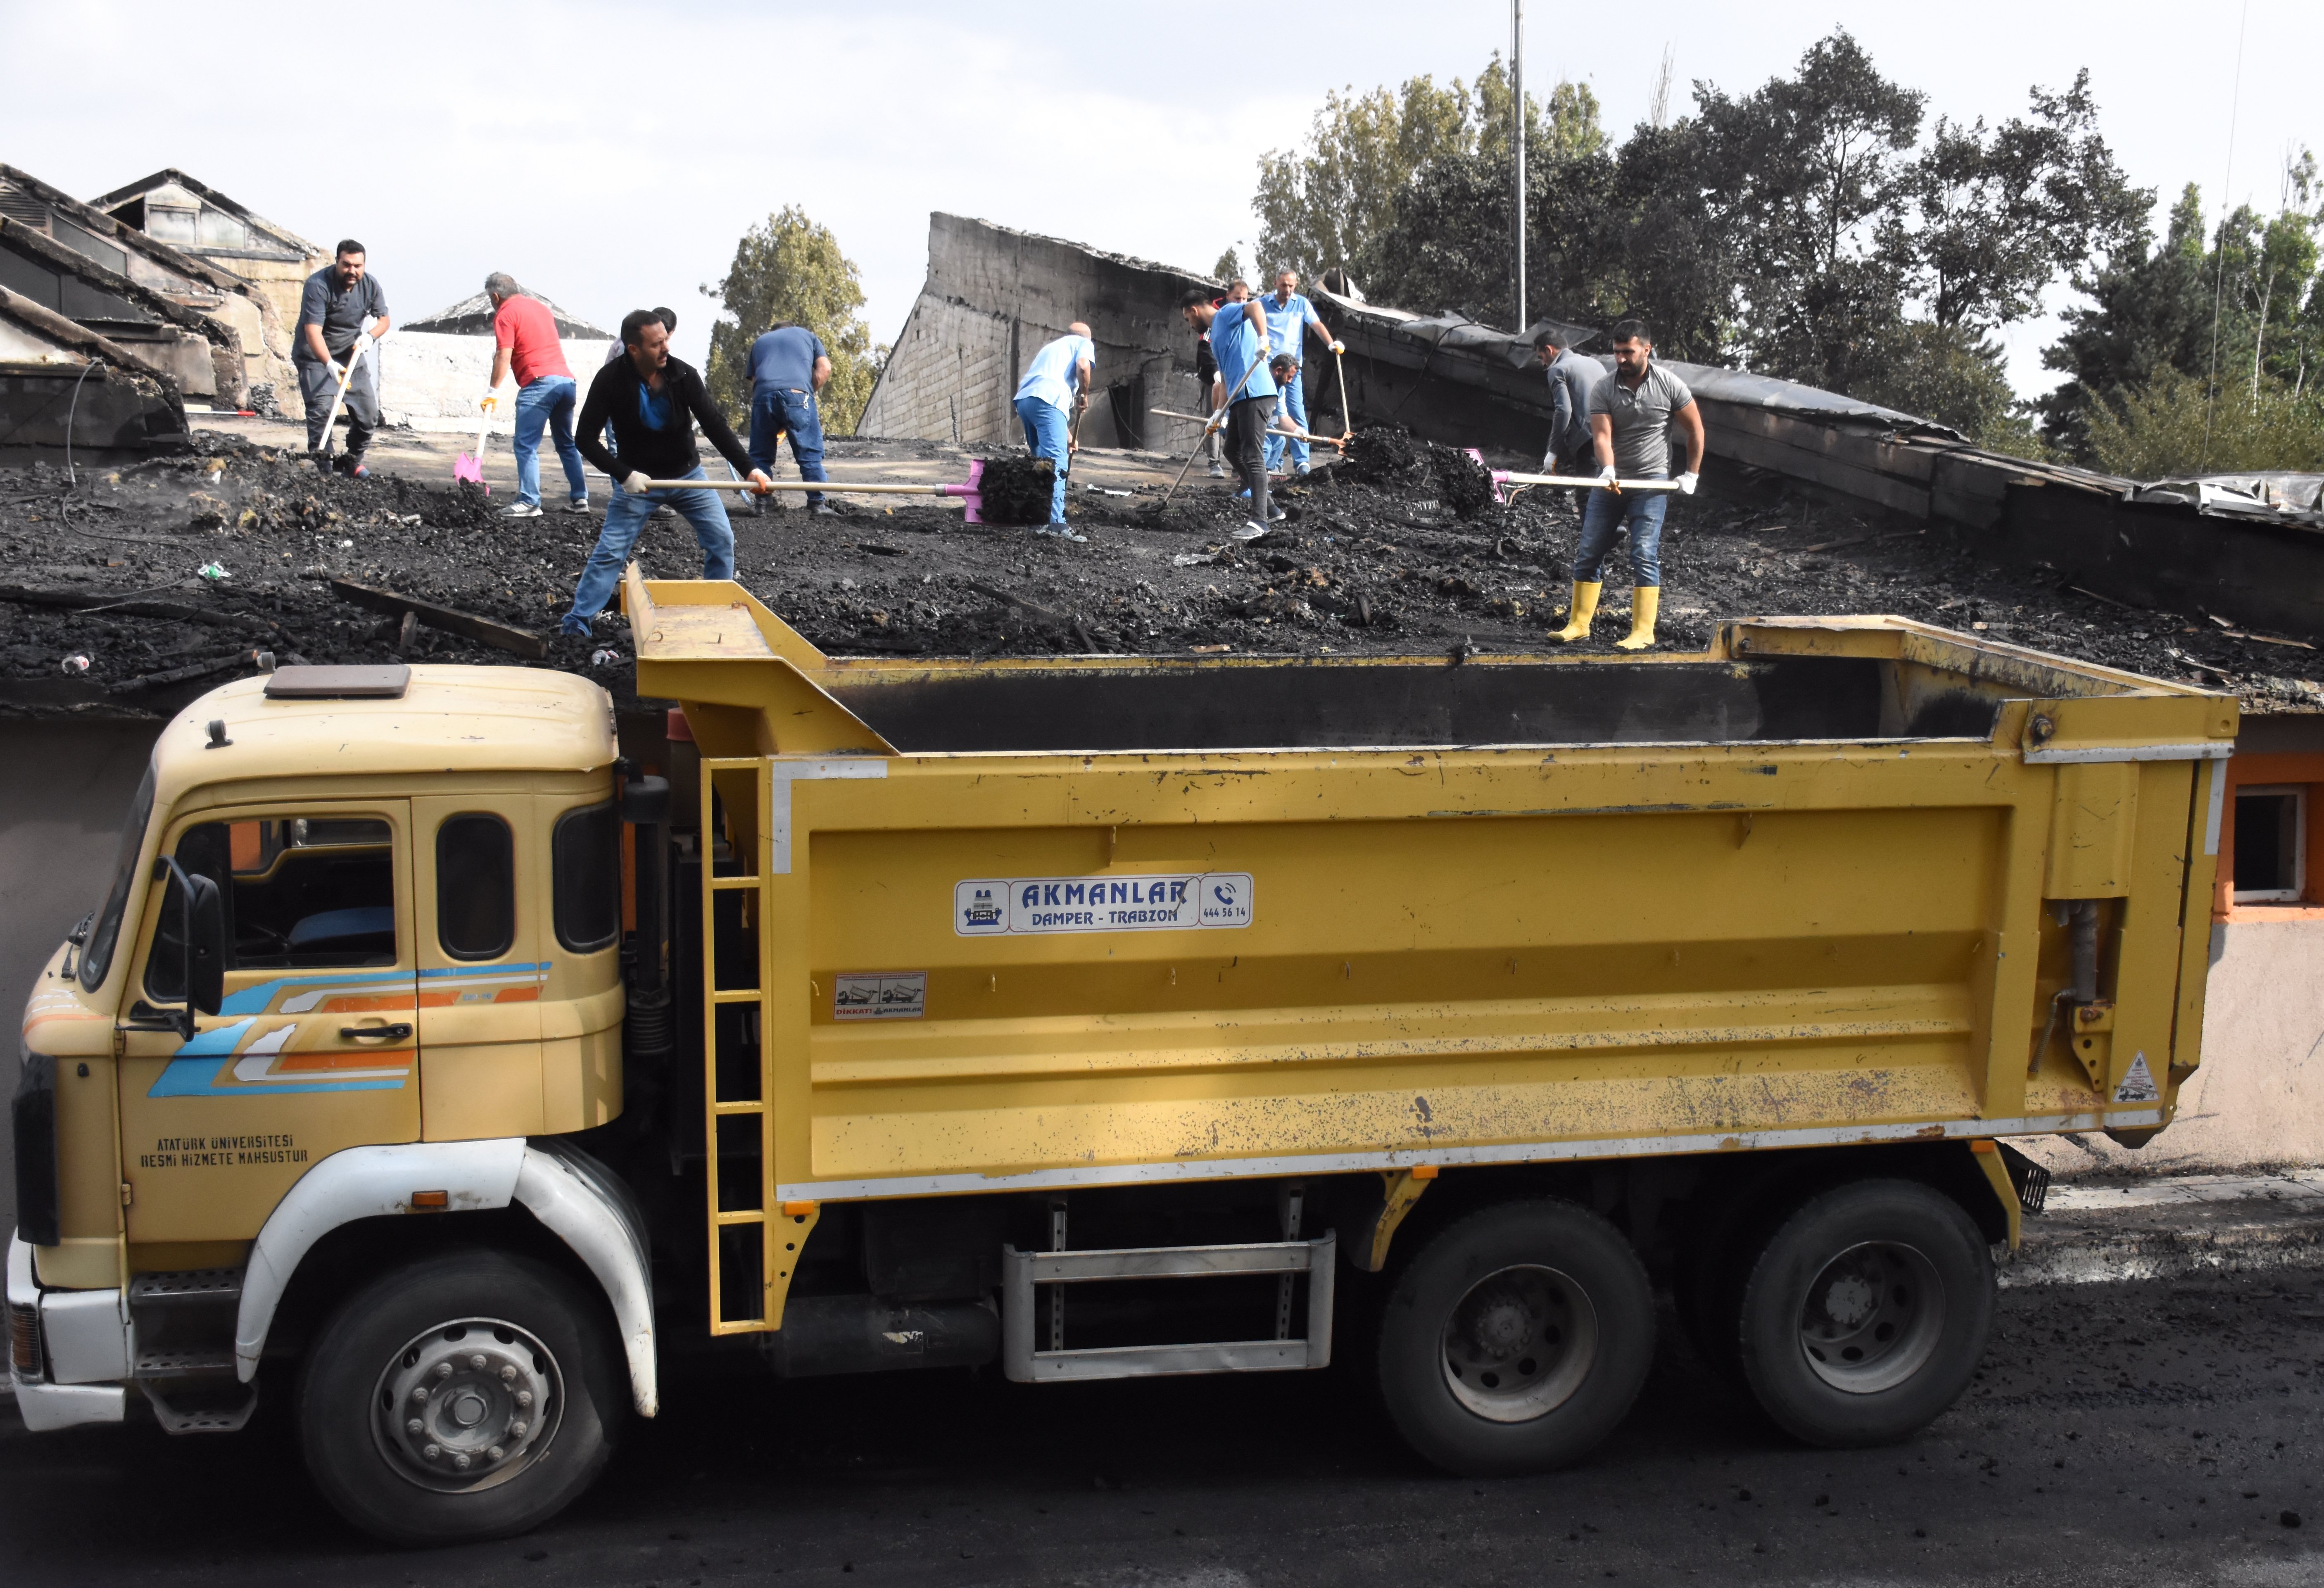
[88,168,321,265]
[404,290,610,340]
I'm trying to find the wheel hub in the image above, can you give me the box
[1440,1265,1599,1424]
[1797,1241,1945,1395]
[373,1319,561,1491]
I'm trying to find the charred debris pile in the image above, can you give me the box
[0,427,2316,718]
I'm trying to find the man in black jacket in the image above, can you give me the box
[565,309,771,636]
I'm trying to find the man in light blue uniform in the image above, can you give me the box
[1259,269,1342,475]
[1181,287,1277,541]
[1011,322,1095,540]
[746,322,834,515]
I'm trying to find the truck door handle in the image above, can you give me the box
[341,1022,413,1041]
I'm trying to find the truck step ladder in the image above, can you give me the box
[128,1268,257,1433]
[698,756,784,1333]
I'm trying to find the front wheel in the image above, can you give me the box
[1376,1199,1654,1476]
[1736,1179,1993,1447]
[298,1250,625,1545]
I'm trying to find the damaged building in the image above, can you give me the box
[0,162,296,412]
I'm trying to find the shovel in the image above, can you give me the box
[1461,448,1682,502]
[456,390,498,490]
[313,324,379,472]
[641,459,1000,521]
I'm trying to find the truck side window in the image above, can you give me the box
[145,815,397,999]
[552,801,620,953]
[437,813,515,960]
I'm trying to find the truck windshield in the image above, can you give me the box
[79,759,157,993]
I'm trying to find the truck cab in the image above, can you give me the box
[11,661,651,1540]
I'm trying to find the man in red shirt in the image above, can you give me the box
[480,272,589,517]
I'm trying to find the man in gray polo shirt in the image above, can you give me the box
[1550,318,1704,651]
[294,239,392,476]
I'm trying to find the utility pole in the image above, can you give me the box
[1512,0,1526,333]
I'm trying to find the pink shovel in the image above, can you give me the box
[455,399,494,490]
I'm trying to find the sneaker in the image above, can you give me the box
[1236,487,1252,501]
[337,458,369,479]
[1228,520,1269,542]
[564,497,590,513]
[500,502,543,518]
[1267,506,1288,522]
[1034,523,1088,543]
[1207,461,1228,478]
[810,503,837,516]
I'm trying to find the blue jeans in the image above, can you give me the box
[1264,364,1309,473]
[561,467,734,634]
[1013,394,1071,523]
[512,376,587,507]
[748,387,828,505]
[1574,486,1671,587]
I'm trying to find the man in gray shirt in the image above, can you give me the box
[294,239,392,476]
[1551,318,1704,651]
[1532,330,1604,473]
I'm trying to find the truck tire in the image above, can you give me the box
[1735,1179,1993,1447]
[297,1249,625,1546]
[1376,1199,1654,1476]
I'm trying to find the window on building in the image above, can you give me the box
[437,814,515,960]
[2234,786,2307,903]
[552,801,621,953]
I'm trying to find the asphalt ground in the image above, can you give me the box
[5,1260,2321,1588]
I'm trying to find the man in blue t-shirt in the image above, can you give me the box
[1181,286,1278,542]
[1010,324,1095,539]
[746,323,833,514]
[1259,269,1342,476]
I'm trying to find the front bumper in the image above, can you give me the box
[7,1231,126,1431]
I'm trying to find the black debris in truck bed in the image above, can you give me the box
[0,433,2315,718]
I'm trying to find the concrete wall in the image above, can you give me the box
[860,214,1217,454]
[378,332,615,432]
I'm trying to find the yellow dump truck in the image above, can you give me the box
[10,566,2233,1542]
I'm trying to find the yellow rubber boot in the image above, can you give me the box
[1550,580,1602,644]
[1613,585,1661,651]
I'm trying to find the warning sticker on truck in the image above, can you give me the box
[2113,1049,2160,1103]
[954,874,1255,935]
[833,972,927,1020]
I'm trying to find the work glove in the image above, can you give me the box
[748,469,774,497]
[1329,341,1346,355]
[623,471,653,496]
[1597,463,1618,490]
[478,392,499,414]
[352,331,375,355]
[1541,451,1558,474]
[1677,471,1699,496]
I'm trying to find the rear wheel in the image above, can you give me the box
[1736,1179,1992,1447]
[1376,1199,1654,1476]
[298,1250,625,1546]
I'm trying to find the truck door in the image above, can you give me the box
[411,796,548,1139]
[117,802,421,1245]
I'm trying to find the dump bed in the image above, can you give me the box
[623,570,2233,1327]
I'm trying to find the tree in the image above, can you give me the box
[1252,76,1475,288]
[1250,60,1602,295]
[2038,161,2322,461]
[2082,368,2324,476]
[1850,322,2045,454]
[701,207,886,436]
[1693,29,1925,390]
[2037,185,2214,453]
[1888,71,2147,333]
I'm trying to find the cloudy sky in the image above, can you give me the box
[4,0,2315,398]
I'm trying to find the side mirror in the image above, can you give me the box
[152,858,226,1036]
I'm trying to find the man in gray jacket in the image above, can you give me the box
[1533,329,1604,475]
